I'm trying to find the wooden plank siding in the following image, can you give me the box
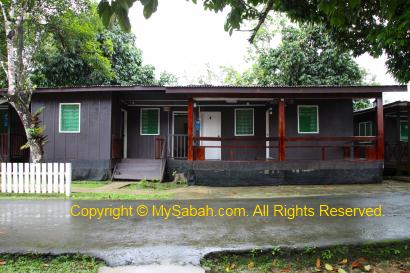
[31,93,112,180]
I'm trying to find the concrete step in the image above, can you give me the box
[117,163,160,169]
[113,158,162,181]
[99,265,205,273]
[113,173,160,181]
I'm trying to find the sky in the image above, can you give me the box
[129,0,408,102]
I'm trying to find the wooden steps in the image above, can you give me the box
[112,158,162,181]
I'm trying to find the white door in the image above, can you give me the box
[201,112,221,160]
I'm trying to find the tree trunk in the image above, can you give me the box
[27,137,43,163]
[1,2,45,163]
[10,100,44,163]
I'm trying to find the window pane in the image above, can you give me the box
[365,122,372,136]
[359,123,365,136]
[400,121,408,141]
[299,106,318,133]
[60,104,80,132]
[235,109,253,135]
[141,109,159,135]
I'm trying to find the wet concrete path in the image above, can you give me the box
[0,192,409,266]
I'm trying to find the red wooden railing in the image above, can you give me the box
[0,133,28,161]
[0,134,8,158]
[192,136,378,161]
[111,135,123,159]
[155,137,167,159]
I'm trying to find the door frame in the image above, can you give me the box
[200,111,222,160]
[266,109,270,159]
[120,108,128,158]
[172,111,188,158]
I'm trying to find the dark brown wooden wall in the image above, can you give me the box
[32,92,112,162]
[270,99,354,160]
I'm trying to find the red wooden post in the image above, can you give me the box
[187,99,194,161]
[376,96,384,160]
[278,99,286,161]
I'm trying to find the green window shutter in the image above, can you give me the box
[141,109,159,135]
[60,104,80,132]
[298,106,318,133]
[400,121,408,142]
[235,109,254,136]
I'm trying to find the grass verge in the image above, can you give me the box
[0,191,173,200]
[0,253,104,273]
[72,181,109,188]
[124,180,187,190]
[201,241,410,273]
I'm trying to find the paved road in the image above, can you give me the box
[0,193,410,266]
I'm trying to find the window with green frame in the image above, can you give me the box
[298,105,318,133]
[400,121,408,142]
[140,108,159,135]
[59,103,80,133]
[358,121,372,136]
[235,108,254,136]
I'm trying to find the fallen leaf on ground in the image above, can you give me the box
[248,261,255,269]
[364,265,371,271]
[316,258,321,268]
[281,268,290,272]
[352,258,367,268]
[338,259,348,265]
[0,260,6,265]
[338,268,347,273]
[325,263,333,271]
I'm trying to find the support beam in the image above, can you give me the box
[376,96,384,160]
[187,99,194,161]
[278,99,286,161]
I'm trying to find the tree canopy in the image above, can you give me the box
[18,3,173,88]
[1,1,176,89]
[223,21,365,86]
[98,0,410,83]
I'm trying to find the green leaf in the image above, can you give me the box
[324,264,333,271]
[97,0,114,27]
[115,0,132,31]
[141,0,158,19]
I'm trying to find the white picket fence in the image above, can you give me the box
[0,163,72,196]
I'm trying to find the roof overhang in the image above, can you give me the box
[1,85,406,98]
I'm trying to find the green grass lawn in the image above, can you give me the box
[72,181,108,188]
[70,191,173,200]
[0,253,104,273]
[124,180,187,191]
[0,180,180,200]
[0,191,173,200]
[202,241,410,273]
